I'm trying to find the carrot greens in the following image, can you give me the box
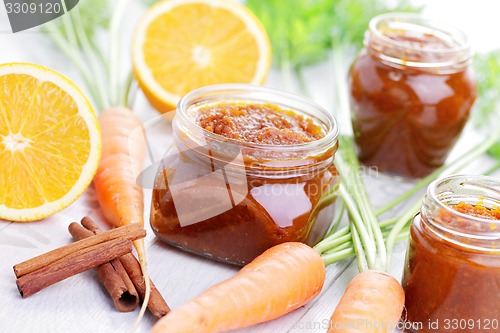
[44,0,133,111]
[246,0,418,93]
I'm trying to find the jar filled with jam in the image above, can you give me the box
[150,84,340,265]
[402,174,500,332]
[349,13,477,178]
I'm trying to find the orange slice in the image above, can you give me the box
[133,0,271,114]
[0,63,102,222]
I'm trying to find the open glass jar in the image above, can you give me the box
[349,13,477,178]
[150,84,340,265]
[402,175,500,333]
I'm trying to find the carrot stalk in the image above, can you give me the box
[93,107,151,328]
[151,242,326,333]
[327,270,404,333]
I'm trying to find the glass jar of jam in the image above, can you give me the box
[349,13,477,178]
[150,84,340,265]
[402,175,500,333]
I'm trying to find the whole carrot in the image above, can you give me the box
[151,242,326,333]
[327,270,404,333]
[93,107,151,324]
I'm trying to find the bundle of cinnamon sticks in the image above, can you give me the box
[13,217,169,319]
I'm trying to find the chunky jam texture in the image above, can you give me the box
[196,102,325,145]
[350,32,476,178]
[403,203,499,333]
[449,202,500,220]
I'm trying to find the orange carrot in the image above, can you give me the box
[45,0,154,327]
[93,107,151,325]
[327,270,404,333]
[151,242,326,333]
[94,108,146,227]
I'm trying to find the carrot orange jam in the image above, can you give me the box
[350,23,476,178]
[195,102,325,145]
[403,202,500,332]
[151,99,338,265]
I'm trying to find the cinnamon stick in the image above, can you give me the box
[16,238,132,298]
[82,217,170,318]
[68,223,140,312]
[14,223,145,278]
[118,254,170,319]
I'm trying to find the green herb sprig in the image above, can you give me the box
[246,0,419,92]
[472,51,500,172]
[44,0,133,110]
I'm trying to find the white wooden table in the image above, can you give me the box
[1,1,499,332]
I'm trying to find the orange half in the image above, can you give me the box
[0,63,101,222]
[133,0,272,114]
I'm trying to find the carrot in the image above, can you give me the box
[94,108,146,228]
[45,0,155,329]
[316,137,406,333]
[151,242,326,333]
[93,107,151,326]
[327,270,404,333]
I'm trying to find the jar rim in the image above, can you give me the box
[176,84,339,153]
[367,12,472,69]
[426,174,500,237]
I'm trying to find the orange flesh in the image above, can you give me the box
[143,4,261,96]
[0,73,91,209]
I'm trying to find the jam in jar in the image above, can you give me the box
[402,175,500,332]
[150,84,340,265]
[349,13,477,178]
